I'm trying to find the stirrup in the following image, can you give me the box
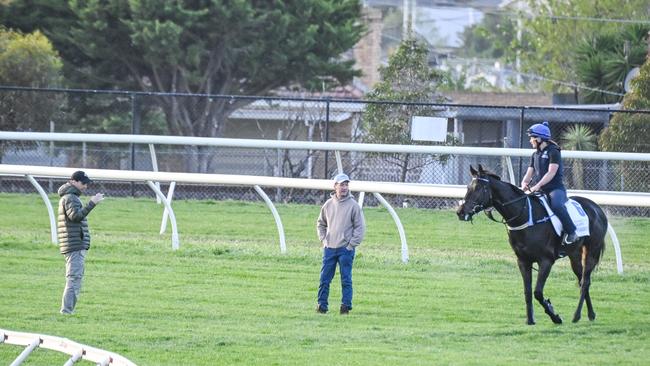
[562,232,578,245]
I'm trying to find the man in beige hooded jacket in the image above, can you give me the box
[316,173,365,314]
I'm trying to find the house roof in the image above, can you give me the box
[444,91,553,106]
[271,84,365,99]
[229,89,620,125]
[438,102,620,123]
[229,99,364,123]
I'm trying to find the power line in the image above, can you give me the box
[370,2,650,26]
[514,71,625,97]
[481,9,650,25]
[445,55,626,97]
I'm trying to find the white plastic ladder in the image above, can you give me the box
[1,329,137,366]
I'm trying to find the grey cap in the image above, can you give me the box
[333,173,350,184]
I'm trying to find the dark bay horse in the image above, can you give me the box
[456,165,608,325]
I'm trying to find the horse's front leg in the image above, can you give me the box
[535,259,563,324]
[517,259,535,325]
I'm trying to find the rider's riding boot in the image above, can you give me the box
[563,232,578,245]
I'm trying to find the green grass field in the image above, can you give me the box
[1,192,649,365]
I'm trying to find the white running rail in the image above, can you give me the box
[1,328,137,366]
[1,131,649,161]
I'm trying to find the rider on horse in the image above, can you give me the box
[520,121,579,245]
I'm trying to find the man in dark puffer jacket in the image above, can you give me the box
[58,170,104,314]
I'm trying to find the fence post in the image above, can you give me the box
[518,107,525,180]
[323,97,331,179]
[275,129,283,202]
[131,94,141,197]
[49,120,54,193]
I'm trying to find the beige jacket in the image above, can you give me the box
[316,193,365,249]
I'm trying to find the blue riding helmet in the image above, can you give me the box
[527,121,551,140]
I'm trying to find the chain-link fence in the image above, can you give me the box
[1,86,648,215]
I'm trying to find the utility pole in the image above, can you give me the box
[403,0,415,39]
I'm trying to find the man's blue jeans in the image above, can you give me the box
[318,246,355,311]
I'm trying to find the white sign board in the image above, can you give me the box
[411,116,448,142]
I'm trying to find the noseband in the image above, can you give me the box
[464,177,529,225]
[463,177,493,217]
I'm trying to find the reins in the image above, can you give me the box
[486,194,529,225]
[470,176,544,230]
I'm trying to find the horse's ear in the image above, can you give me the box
[478,164,485,173]
[469,165,478,176]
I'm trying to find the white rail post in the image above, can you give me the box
[63,350,83,366]
[372,192,409,263]
[10,337,40,366]
[25,175,57,244]
[505,157,516,185]
[357,191,365,208]
[607,223,624,274]
[335,150,343,173]
[159,182,176,234]
[254,185,287,254]
[148,143,161,204]
[82,142,87,167]
[147,181,179,250]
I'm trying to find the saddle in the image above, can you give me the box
[537,195,590,238]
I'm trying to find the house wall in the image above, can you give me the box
[353,7,383,90]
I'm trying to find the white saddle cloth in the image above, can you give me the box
[538,196,590,237]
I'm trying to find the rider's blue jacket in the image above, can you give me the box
[529,143,565,192]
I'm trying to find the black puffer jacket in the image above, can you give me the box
[57,183,96,254]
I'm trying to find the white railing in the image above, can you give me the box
[0,163,634,273]
[1,131,649,161]
[1,131,646,269]
[1,328,136,366]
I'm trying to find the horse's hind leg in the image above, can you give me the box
[572,246,597,322]
[534,260,563,324]
[585,285,596,321]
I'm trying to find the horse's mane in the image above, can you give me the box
[481,168,527,195]
[480,168,502,181]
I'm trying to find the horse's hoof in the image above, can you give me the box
[527,319,536,325]
[588,312,596,321]
[572,315,581,323]
[552,315,563,324]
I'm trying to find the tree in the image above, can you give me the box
[454,13,524,92]
[458,13,516,60]
[599,56,650,192]
[362,38,447,183]
[560,124,597,189]
[0,27,62,162]
[574,25,649,103]
[3,0,364,172]
[511,0,648,94]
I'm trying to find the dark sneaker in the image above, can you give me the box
[340,304,351,315]
[563,232,579,245]
[316,305,327,314]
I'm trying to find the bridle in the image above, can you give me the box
[462,177,493,218]
[462,176,530,227]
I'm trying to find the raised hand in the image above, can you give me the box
[91,193,104,204]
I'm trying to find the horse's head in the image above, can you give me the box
[456,164,496,221]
